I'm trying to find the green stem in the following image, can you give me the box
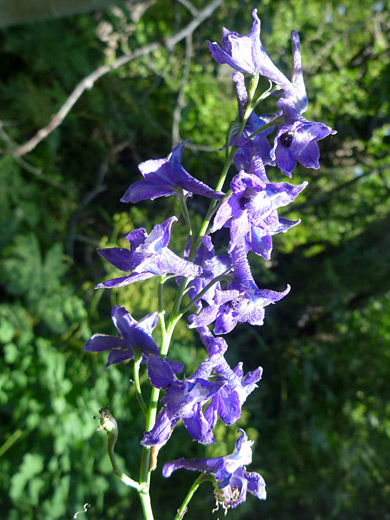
[133,353,148,416]
[177,191,193,236]
[173,473,214,520]
[138,317,179,520]
[98,408,140,491]
[158,276,167,335]
[138,487,155,520]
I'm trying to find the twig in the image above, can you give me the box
[0,120,69,191]
[165,0,222,51]
[176,0,199,17]
[0,0,222,158]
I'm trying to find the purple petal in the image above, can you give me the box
[141,408,178,446]
[148,355,176,389]
[105,349,133,368]
[213,388,241,425]
[162,455,224,478]
[183,403,215,444]
[158,249,202,278]
[95,272,155,289]
[244,470,267,500]
[83,334,127,352]
[125,228,148,249]
[121,179,176,203]
[97,247,133,271]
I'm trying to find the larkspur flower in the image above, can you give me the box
[189,241,290,334]
[271,33,336,177]
[208,10,307,112]
[197,327,262,429]
[82,305,160,368]
[121,139,223,203]
[141,355,225,446]
[211,169,307,258]
[96,216,201,289]
[207,9,289,83]
[163,429,266,512]
[271,107,337,177]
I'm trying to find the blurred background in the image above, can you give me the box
[0,0,389,519]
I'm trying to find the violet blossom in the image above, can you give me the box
[141,354,225,446]
[96,216,201,289]
[198,327,262,429]
[208,10,307,113]
[211,170,307,258]
[271,33,336,177]
[271,107,337,177]
[189,241,290,334]
[121,139,223,203]
[83,305,160,368]
[162,429,266,512]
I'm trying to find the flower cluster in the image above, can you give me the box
[83,9,335,517]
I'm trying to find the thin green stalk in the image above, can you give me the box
[177,192,193,236]
[138,487,154,520]
[138,317,180,519]
[97,407,140,491]
[133,353,148,416]
[173,473,214,520]
[158,276,166,336]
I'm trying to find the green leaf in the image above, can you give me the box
[10,453,44,501]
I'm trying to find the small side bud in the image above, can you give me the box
[96,406,118,444]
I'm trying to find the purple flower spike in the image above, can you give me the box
[121,140,223,203]
[162,429,266,512]
[96,217,202,289]
[271,114,337,177]
[83,305,160,368]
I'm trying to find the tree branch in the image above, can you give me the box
[0,0,222,158]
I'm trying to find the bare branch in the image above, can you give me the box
[2,42,159,158]
[165,0,222,51]
[176,0,199,17]
[0,120,69,190]
[1,0,222,158]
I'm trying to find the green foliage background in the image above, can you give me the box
[0,1,389,519]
